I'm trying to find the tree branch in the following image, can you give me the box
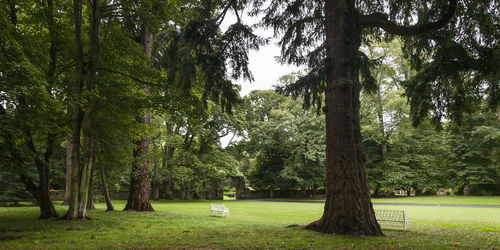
[359,0,458,36]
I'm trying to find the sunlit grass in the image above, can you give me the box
[0,198,499,249]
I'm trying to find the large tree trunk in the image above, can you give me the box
[62,137,72,205]
[124,26,154,211]
[305,0,382,236]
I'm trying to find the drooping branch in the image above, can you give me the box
[359,0,458,36]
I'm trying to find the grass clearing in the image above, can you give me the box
[0,198,499,249]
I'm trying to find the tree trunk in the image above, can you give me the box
[305,0,382,236]
[38,133,58,219]
[98,155,114,211]
[152,146,160,200]
[125,106,154,210]
[375,86,387,161]
[162,146,174,199]
[38,161,58,219]
[62,137,72,205]
[166,170,174,199]
[269,187,274,198]
[124,26,154,211]
[374,184,381,197]
[24,129,58,219]
[86,166,95,210]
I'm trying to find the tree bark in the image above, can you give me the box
[374,184,381,197]
[124,26,154,211]
[62,137,72,205]
[24,128,58,219]
[375,88,387,161]
[152,146,160,200]
[305,0,382,236]
[162,145,174,199]
[38,133,58,219]
[86,166,95,210]
[98,157,114,211]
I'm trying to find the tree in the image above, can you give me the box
[63,0,159,218]
[446,112,500,195]
[235,90,325,197]
[64,0,100,220]
[0,0,73,218]
[254,0,490,236]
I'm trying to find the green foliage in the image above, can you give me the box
[152,0,266,113]
[401,2,500,125]
[235,90,325,192]
[445,112,500,188]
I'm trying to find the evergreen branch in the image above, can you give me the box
[359,0,458,36]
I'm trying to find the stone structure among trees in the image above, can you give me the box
[225,176,251,199]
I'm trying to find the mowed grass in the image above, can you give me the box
[372,196,500,205]
[0,198,498,249]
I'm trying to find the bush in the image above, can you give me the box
[421,188,437,196]
[454,184,464,195]
[470,184,500,196]
[93,195,105,203]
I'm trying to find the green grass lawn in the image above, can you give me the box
[372,196,500,205]
[0,198,499,249]
[265,195,500,206]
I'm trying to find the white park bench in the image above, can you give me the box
[374,209,410,230]
[210,204,229,217]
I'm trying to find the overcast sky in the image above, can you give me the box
[219,12,303,147]
[221,12,302,97]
